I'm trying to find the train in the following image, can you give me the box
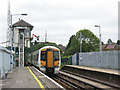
[27,46,61,74]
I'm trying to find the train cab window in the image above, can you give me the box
[54,51,59,60]
[41,51,47,61]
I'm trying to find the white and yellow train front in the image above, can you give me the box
[39,46,61,74]
[27,46,61,74]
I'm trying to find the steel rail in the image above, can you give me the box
[61,70,120,89]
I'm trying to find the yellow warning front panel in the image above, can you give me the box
[41,49,46,51]
[40,61,46,66]
[54,61,59,66]
[47,51,53,67]
[54,49,59,51]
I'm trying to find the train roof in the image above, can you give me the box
[40,46,59,51]
[28,46,60,56]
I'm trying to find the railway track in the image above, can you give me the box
[51,74,92,90]
[32,65,119,90]
[51,70,120,90]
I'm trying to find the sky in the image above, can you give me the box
[0,0,119,46]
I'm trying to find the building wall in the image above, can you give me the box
[0,51,3,78]
[25,39,30,48]
[13,27,31,48]
[14,28,19,47]
[0,47,13,78]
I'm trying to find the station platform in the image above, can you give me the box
[1,66,64,89]
[65,65,120,75]
[62,65,120,86]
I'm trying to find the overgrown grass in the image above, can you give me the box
[60,63,68,68]
[62,55,72,59]
[60,57,72,68]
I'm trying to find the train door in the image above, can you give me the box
[47,51,53,67]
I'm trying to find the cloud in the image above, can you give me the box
[0,0,119,46]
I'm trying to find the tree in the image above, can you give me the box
[35,40,38,45]
[64,29,100,56]
[76,29,100,52]
[107,39,113,44]
[117,40,120,45]
[64,35,79,56]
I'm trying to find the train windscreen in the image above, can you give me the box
[41,51,47,61]
[54,51,59,60]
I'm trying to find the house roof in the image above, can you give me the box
[102,44,107,49]
[12,19,33,30]
[115,45,120,49]
[106,44,116,49]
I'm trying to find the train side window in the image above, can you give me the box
[33,55,34,61]
[41,51,46,61]
[37,54,39,61]
[31,54,32,62]
[35,55,37,61]
[54,51,59,60]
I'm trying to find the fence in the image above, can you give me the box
[0,46,13,78]
[61,57,72,64]
[72,50,120,69]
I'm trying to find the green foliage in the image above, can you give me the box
[117,40,120,45]
[60,59,71,68]
[60,63,67,68]
[64,35,79,56]
[60,55,72,68]
[64,29,100,56]
[62,55,72,59]
[25,42,60,54]
[6,46,11,50]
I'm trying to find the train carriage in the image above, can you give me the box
[27,46,61,74]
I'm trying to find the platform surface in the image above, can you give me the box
[1,66,62,89]
[66,65,120,75]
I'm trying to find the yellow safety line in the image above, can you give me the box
[27,66,45,89]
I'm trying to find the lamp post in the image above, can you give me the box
[95,25,102,52]
[20,33,24,67]
[79,32,83,65]
[10,13,27,68]
[95,25,102,67]
[80,32,82,53]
